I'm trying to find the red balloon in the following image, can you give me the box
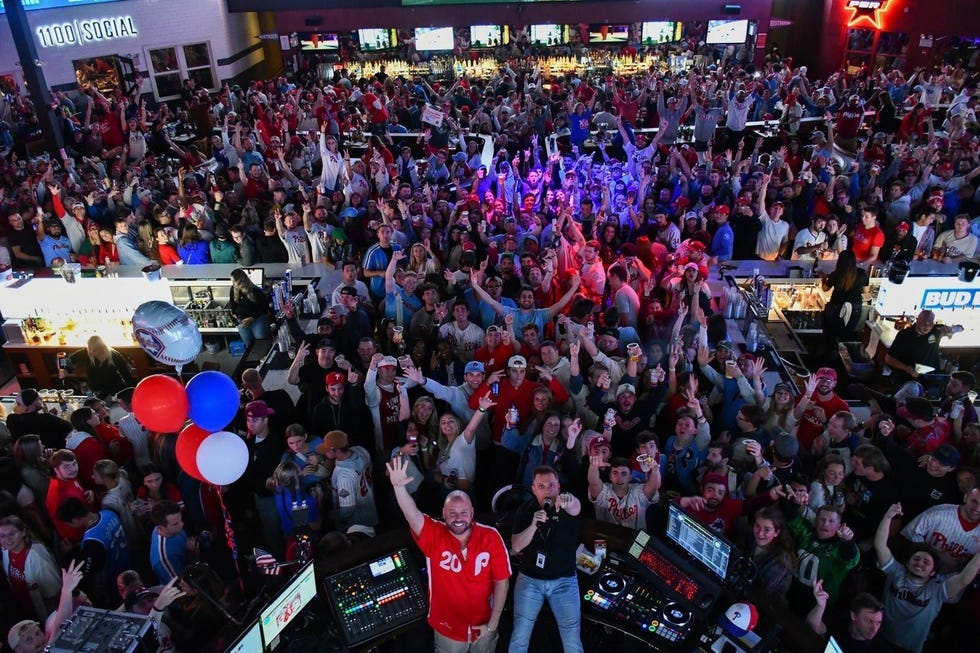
[131,374,188,433]
[176,424,209,481]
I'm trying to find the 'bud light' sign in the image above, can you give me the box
[921,289,980,310]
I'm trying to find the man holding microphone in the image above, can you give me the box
[509,465,583,653]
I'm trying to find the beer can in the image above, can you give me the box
[594,538,607,562]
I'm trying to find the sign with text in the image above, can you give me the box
[921,288,980,310]
[845,0,894,29]
[35,15,137,48]
[421,103,445,128]
[875,274,980,320]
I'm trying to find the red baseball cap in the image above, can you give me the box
[815,367,837,381]
[325,372,346,386]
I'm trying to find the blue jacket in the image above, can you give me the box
[178,239,211,265]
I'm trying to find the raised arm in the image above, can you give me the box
[469,269,508,316]
[545,272,581,319]
[386,456,425,537]
[945,549,980,597]
[587,454,608,502]
[386,248,406,294]
[874,503,902,568]
[463,395,495,444]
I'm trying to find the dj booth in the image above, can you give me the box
[211,505,826,653]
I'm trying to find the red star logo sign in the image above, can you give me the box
[846,0,891,29]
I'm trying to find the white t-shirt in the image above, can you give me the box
[902,503,980,566]
[438,434,476,483]
[756,213,790,261]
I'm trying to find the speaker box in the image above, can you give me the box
[723,4,741,14]
[304,16,324,27]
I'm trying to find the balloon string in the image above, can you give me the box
[218,486,246,597]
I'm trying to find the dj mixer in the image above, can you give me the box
[49,608,157,653]
[323,548,429,646]
[584,568,696,647]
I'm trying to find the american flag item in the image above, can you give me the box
[254,548,282,575]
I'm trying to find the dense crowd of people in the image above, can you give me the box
[1,41,979,653]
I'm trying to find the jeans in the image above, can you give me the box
[508,573,583,653]
[237,313,271,347]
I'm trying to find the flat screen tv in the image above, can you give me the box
[706,19,749,45]
[300,33,339,51]
[641,21,682,45]
[358,28,397,51]
[414,27,455,51]
[470,24,507,48]
[530,24,567,46]
[588,24,630,44]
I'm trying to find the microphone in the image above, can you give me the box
[542,497,555,514]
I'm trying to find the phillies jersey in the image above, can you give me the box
[413,515,511,642]
[902,504,980,567]
[592,483,653,530]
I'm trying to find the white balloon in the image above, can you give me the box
[196,431,249,486]
[132,301,202,371]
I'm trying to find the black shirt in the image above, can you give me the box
[7,227,44,268]
[843,472,900,542]
[731,213,763,260]
[253,388,295,437]
[246,433,285,497]
[825,609,895,652]
[254,232,288,263]
[876,435,959,520]
[7,411,73,449]
[826,268,870,305]
[512,497,580,579]
[879,232,916,263]
[889,325,942,371]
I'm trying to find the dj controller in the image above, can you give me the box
[581,545,724,649]
[584,569,695,646]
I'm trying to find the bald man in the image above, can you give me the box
[387,456,510,652]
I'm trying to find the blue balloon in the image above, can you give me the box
[185,371,239,431]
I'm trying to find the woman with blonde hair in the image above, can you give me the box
[136,219,160,263]
[433,395,495,496]
[407,241,441,277]
[92,459,145,548]
[269,461,321,555]
[410,395,440,444]
[66,335,135,398]
[228,268,271,346]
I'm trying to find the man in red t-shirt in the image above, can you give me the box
[852,208,885,265]
[354,89,388,135]
[387,457,510,651]
[45,450,93,545]
[795,368,850,452]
